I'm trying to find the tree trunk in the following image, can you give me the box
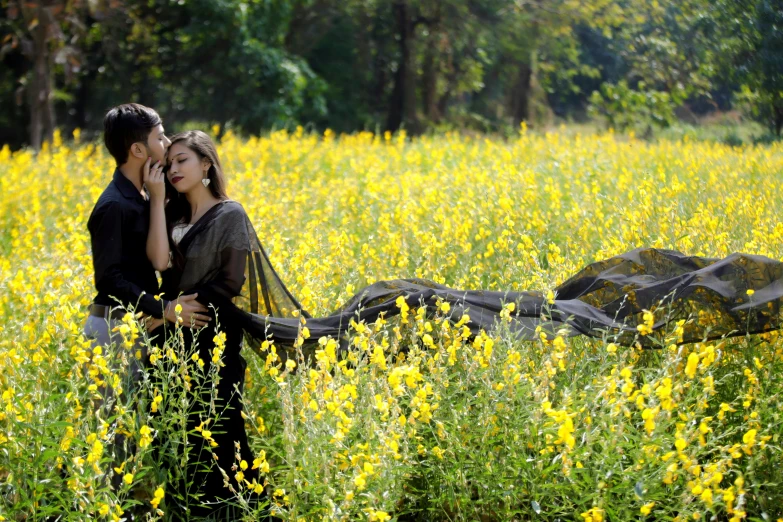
[27,4,56,150]
[386,0,419,133]
[386,58,404,132]
[43,47,55,142]
[73,66,94,131]
[28,68,42,150]
[72,35,103,131]
[438,34,472,121]
[508,60,532,127]
[370,3,388,118]
[438,63,462,121]
[422,30,440,123]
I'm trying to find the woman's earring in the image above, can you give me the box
[202,176,211,188]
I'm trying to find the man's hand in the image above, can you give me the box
[143,317,165,332]
[143,157,166,202]
[164,293,211,328]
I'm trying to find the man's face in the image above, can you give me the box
[144,124,172,163]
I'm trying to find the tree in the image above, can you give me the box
[743,0,783,135]
[1,0,89,149]
[584,0,726,131]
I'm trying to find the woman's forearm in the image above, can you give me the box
[147,197,170,271]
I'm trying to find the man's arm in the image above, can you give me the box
[89,203,166,318]
[90,202,211,326]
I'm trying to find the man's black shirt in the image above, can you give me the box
[88,168,164,318]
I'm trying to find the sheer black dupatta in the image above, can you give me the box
[162,201,310,350]
[164,201,783,356]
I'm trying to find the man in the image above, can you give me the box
[83,103,210,400]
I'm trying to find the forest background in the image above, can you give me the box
[1,0,782,150]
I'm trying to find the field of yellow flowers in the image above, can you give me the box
[1,127,782,521]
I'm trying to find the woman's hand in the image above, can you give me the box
[143,157,166,202]
[145,157,171,271]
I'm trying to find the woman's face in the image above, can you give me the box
[166,142,210,193]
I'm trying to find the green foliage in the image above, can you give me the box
[735,0,783,135]
[655,121,770,145]
[588,81,678,132]
[1,0,782,145]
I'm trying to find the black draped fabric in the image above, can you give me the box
[163,201,783,363]
[150,201,262,517]
[147,199,783,517]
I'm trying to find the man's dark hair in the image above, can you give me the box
[103,103,162,166]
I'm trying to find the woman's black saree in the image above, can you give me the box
[167,200,783,359]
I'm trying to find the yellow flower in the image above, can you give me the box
[700,487,713,506]
[640,502,655,515]
[675,438,688,452]
[139,425,154,448]
[252,452,267,469]
[150,486,165,509]
[641,407,658,435]
[685,352,699,378]
[581,507,604,522]
[370,510,391,522]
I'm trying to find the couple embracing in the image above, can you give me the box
[83,103,294,519]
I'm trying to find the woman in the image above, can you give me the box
[144,131,271,519]
[147,130,783,512]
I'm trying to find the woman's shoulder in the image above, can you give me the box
[213,200,252,244]
[218,199,247,216]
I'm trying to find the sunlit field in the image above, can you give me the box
[1,128,783,521]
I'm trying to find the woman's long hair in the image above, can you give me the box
[165,130,229,269]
